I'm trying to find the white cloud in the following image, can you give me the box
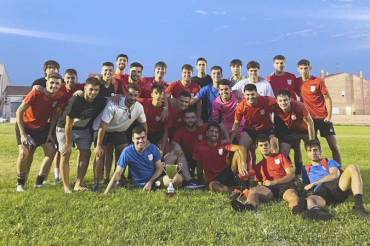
[212,11,219,15]
[214,25,229,32]
[221,11,227,15]
[195,9,208,15]
[195,9,226,16]
[0,26,98,44]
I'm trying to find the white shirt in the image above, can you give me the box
[232,77,275,97]
[94,97,146,132]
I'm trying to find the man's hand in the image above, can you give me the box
[324,116,331,123]
[160,108,168,121]
[95,144,104,158]
[32,85,43,91]
[304,183,315,191]
[61,143,72,155]
[238,164,248,177]
[20,133,28,146]
[270,136,279,154]
[73,90,83,97]
[143,181,153,191]
[263,180,276,186]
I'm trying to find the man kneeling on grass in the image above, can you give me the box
[104,124,182,194]
[231,135,333,220]
[302,139,369,218]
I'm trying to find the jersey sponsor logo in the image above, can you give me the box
[218,148,223,156]
[274,159,281,165]
[148,154,153,161]
[287,79,292,85]
[260,109,265,115]
[291,114,297,121]
[310,86,316,93]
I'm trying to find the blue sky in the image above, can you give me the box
[1,0,370,85]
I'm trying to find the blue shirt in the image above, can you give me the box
[117,144,161,187]
[197,84,219,120]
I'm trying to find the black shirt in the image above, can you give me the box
[191,74,212,88]
[57,95,107,130]
[99,82,115,98]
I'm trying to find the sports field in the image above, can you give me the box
[0,123,369,245]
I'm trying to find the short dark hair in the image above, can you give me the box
[207,121,221,133]
[184,108,197,115]
[116,54,128,61]
[244,83,257,92]
[219,79,231,87]
[85,77,101,86]
[152,84,165,93]
[273,55,286,61]
[196,57,207,64]
[130,62,143,70]
[127,83,140,93]
[305,139,321,151]
[102,62,114,67]
[247,61,260,70]
[297,59,310,66]
[64,68,77,76]
[276,89,291,98]
[179,90,192,98]
[230,59,242,67]
[211,65,223,73]
[181,64,193,72]
[132,124,146,137]
[48,73,63,80]
[256,134,270,144]
[155,61,167,69]
[43,60,60,71]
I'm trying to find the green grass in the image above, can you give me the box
[0,123,370,245]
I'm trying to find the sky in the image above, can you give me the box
[1,0,370,85]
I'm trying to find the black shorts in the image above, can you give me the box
[214,167,238,187]
[103,131,129,147]
[312,177,351,204]
[244,128,275,142]
[280,132,309,146]
[314,119,336,137]
[15,123,50,147]
[265,182,297,200]
[148,130,164,145]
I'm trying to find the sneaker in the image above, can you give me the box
[183,179,206,189]
[353,206,370,218]
[92,183,100,193]
[16,184,25,192]
[303,207,333,221]
[54,177,61,185]
[35,183,43,188]
[230,196,256,212]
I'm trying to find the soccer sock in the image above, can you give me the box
[35,175,45,185]
[54,168,60,179]
[17,176,26,186]
[354,194,364,208]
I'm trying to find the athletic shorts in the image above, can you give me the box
[243,128,275,142]
[213,167,238,187]
[148,130,164,145]
[103,131,129,147]
[313,119,336,137]
[311,177,351,204]
[15,123,50,147]
[56,127,92,151]
[265,182,297,200]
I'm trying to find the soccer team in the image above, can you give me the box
[14,54,369,220]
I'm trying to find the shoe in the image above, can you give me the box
[292,197,308,215]
[303,207,333,221]
[104,178,110,185]
[230,189,242,200]
[16,184,25,192]
[230,196,256,212]
[183,179,206,189]
[353,206,370,218]
[54,177,61,185]
[35,183,43,188]
[92,184,100,192]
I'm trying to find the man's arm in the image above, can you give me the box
[224,144,248,176]
[143,160,164,191]
[303,113,315,140]
[324,94,332,122]
[15,102,29,145]
[104,166,124,195]
[230,121,240,141]
[304,167,340,190]
[62,115,74,154]
[265,167,295,186]
[94,121,108,157]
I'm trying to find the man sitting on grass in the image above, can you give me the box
[231,135,333,220]
[302,139,369,218]
[104,125,182,194]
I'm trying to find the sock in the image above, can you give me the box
[354,194,364,208]
[54,168,60,179]
[17,177,26,186]
[36,175,45,185]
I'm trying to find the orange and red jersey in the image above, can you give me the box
[273,100,309,132]
[255,153,293,182]
[165,80,200,98]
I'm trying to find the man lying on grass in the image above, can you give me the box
[104,124,182,194]
[231,135,333,221]
[302,139,369,218]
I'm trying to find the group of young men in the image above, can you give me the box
[15,54,369,220]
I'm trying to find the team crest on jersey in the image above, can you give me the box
[310,86,316,93]
[260,109,265,115]
[218,148,223,156]
[287,79,292,85]
[148,154,153,161]
[198,135,203,141]
[155,116,161,122]
[274,159,281,165]
[291,114,297,121]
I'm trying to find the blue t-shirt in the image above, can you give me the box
[117,144,161,187]
[197,85,219,120]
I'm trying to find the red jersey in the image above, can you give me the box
[139,98,173,133]
[273,101,309,132]
[298,76,329,119]
[193,141,233,182]
[140,77,169,98]
[173,124,208,159]
[22,89,64,130]
[267,72,300,100]
[113,74,129,95]
[235,96,276,131]
[165,80,200,98]
[255,153,293,182]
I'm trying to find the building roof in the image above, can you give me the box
[4,86,31,96]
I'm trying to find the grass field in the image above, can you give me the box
[0,123,370,245]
